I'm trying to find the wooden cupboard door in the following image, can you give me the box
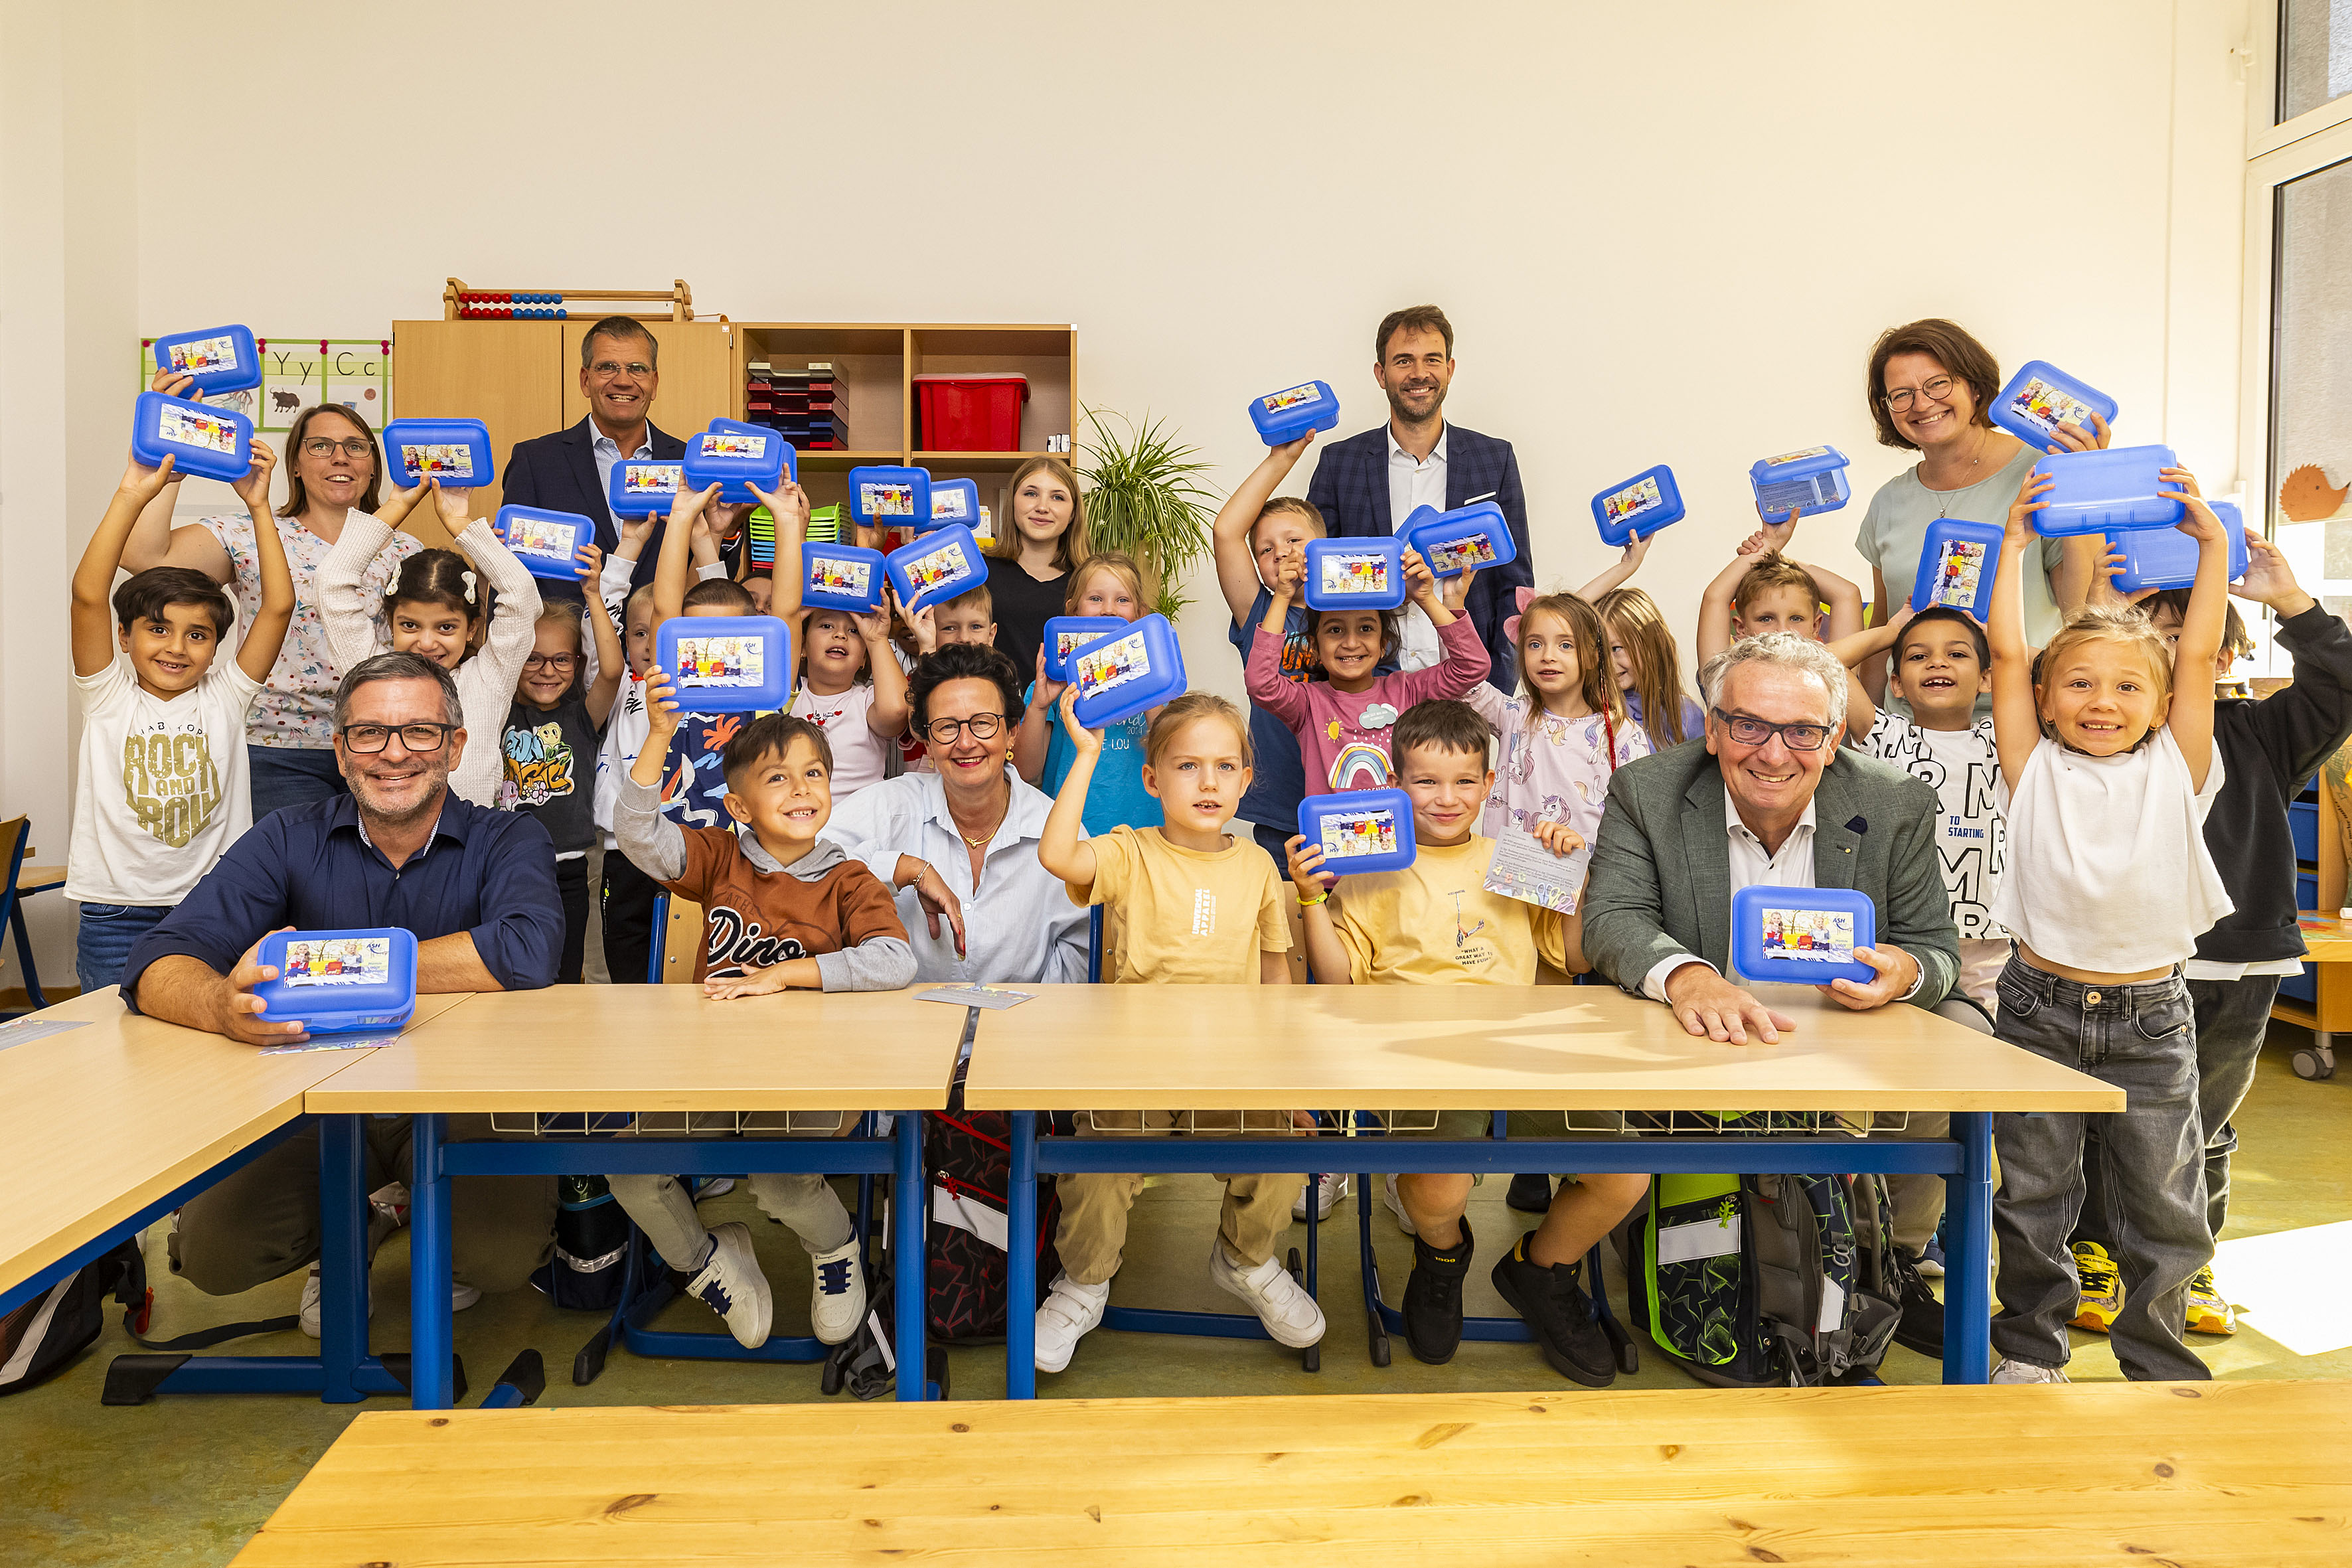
[560,320,740,441]
[388,320,563,549]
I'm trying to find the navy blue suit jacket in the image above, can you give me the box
[500,417,693,598]
[1302,422,1532,691]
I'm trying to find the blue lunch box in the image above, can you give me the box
[131,390,253,483]
[152,324,261,395]
[1043,616,1128,682]
[382,418,496,489]
[850,465,933,528]
[1729,885,1877,986]
[2108,500,2249,594]
[682,423,795,503]
[1909,518,2005,618]
[805,543,886,613]
[1069,613,1186,730]
[253,927,418,1034]
[1402,501,1517,579]
[1303,536,1408,611]
[1249,380,1341,445]
[495,505,591,582]
[1990,360,2118,450]
[1749,445,1852,524]
[927,477,980,532]
[2027,444,2182,536]
[656,615,794,712]
[609,458,685,520]
[1296,787,1417,877]
[886,524,984,613]
[1591,464,1686,547]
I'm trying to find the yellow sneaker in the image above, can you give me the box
[2185,1265,2237,1336]
[2069,1241,2122,1333]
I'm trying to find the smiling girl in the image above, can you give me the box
[1015,552,1161,833]
[788,603,911,800]
[984,455,1091,681]
[1464,590,1652,842]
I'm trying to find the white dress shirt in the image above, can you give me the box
[822,768,1092,986]
[1385,424,1448,672]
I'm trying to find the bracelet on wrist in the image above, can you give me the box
[1296,888,1328,907]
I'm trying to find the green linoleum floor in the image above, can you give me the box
[7,1041,2351,1567]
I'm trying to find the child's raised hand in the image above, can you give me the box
[1617,528,1654,570]
[1029,645,1068,707]
[641,666,685,742]
[1284,832,1336,896]
[704,959,792,1001]
[2005,470,2053,543]
[1531,820,1585,860]
[854,606,894,645]
[431,480,473,529]
[747,479,808,536]
[574,542,605,583]
[1055,684,1101,756]
[1403,546,1439,607]
[2161,469,2223,544]
[896,589,937,653]
[615,512,657,558]
[1439,564,1478,613]
[1753,505,1801,542]
[148,369,198,400]
[668,481,718,530]
[230,437,277,512]
[1271,430,1318,463]
[2233,530,2306,609]
[119,448,177,501]
[707,499,751,543]
[376,473,428,528]
[2044,409,2112,455]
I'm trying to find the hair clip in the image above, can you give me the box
[461,569,478,605]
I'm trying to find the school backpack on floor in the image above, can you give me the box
[1621,1167,1901,1387]
[531,1173,632,1312]
[0,1239,147,1395]
[925,1062,1061,1344]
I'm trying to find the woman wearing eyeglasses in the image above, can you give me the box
[123,395,423,818]
[824,641,1093,985]
[1852,319,2110,711]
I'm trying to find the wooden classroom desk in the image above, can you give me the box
[2273,913,2352,1080]
[305,986,975,1406]
[0,986,467,1316]
[229,1382,2351,1567]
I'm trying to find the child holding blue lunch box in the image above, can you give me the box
[1464,589,1653,843]
[500,586,625,983]
[1014,552,1164,834]
[789,603,909,800]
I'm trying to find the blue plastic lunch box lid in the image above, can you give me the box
[1401,501,1517,579]
[495,505,591,582]
[655,615,794,713]
[1043,616,1129,682]
[1296,786,1417,878]
[682,424,795,502]
[1748,445,1853,524]
[1068,613,1186,730]
[609,458,685,519]
[804,543,887,613]
[1591,464,1686,548]
[927,477,980,532]
[131,390,254,483]
[850,466,934,528]
[1729,884,1877,986]
[1249,380,1341,445]
[1989,360,2118,451]
[382,418,496,489]
[2108,501,2250,594]
[885,524,984,614]
[253,927,418,1035]
[1909,517,2005,617]
[1302,537,1409,611]
[2027,444,2183,537]
[152,324,261,395]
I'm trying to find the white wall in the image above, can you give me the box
[1,0,2250,987]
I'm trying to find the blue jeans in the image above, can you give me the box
[248,745,345,822]
[76,902,171,994]
[1990,957,2211,1381]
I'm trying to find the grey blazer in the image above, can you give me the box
[1581,739,1960,1008]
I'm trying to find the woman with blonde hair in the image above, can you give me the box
[985,455,1091,682]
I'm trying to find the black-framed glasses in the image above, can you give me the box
[1882,374,1956,413]
[588,360,655,378]
[921,714,1006,744]
[341,722,456,753]
[302,436,374,459]
[1709,708,1831,751]
[523,653,579,671]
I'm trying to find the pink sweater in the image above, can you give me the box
[1245,612,1490,794]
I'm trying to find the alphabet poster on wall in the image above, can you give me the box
[137,337,391,433]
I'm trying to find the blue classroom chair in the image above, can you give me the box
[1,815,62,1016]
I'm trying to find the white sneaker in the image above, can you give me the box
[1034,1272,1111,1373]
[694,1176,737,1202]
[1292,1172,1349,1221]
[297,1264,471,1337]
[684,1221,773,1348]
[368,1183,410,1231]
[1207,1237,1326,1348]
[451,1283,481,1312]
[1990,1358,2070,1384]
[1383,1172,1417,1237]
[807,1237,867,1345]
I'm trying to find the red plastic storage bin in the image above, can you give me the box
[915,372,1028,451]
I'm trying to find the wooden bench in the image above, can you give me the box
[230,1382,2351,1565]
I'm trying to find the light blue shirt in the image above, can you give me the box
[587,419,653,509]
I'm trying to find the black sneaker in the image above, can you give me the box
[1890,1246,1944,1357]
[1490,1230,1614,1387]
[1506,1172,1555,1213]
[1401,1219,1474,1365]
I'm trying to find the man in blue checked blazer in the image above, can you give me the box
[1304,304,1532,692]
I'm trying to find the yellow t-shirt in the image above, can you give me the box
[1330,834,1568,985]
[1069,825,1291,985]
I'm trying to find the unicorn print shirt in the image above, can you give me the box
[1464,685,1654,842]
[1245,613,1488,796]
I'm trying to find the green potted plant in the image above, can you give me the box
[1075,408,1219,621]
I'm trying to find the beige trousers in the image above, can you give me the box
[1052,1110,1304,1286]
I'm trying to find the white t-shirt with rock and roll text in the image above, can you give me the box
[67,653,263,906]
[1859,710,2009,1006]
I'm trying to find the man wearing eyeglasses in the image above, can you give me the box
[120,652,565,1326]
[501,317,738,600]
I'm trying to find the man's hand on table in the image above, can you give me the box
[1823,944,1919,1012]
[1663,961,1796,1046]
[216,929,309,1046]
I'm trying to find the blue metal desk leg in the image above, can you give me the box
[1942,1110,1994,1384]
[318,1115,369,1401]
[894,1110,925,1402]
[1006,1111,1038,1399]
[409,1112,455,1409]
